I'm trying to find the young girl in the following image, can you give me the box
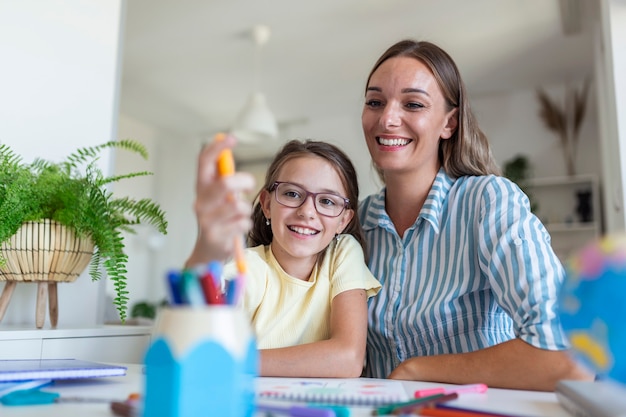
[186,138,380,378]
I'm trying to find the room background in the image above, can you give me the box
[0,0,624,328]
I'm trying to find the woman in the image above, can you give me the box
[359,40,593,391]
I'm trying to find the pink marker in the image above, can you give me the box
[414,383,488,398]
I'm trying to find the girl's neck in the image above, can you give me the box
[383,165,439,237]
[269,244,317,281]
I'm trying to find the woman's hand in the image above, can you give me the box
[185,135,255,268]
[388,338,593,391]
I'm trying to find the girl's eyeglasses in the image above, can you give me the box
[269,181,349,218]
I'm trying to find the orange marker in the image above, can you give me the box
[214,133,247,302]
[215,132,235,176]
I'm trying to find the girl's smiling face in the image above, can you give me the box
[259,155,353,280]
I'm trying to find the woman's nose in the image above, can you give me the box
[380,103,401,128]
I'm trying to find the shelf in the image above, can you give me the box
[526,174,598,188]
[545,223,599,233]
[0,324,153,339]
[0,325,153,363]
[520,174,602,262]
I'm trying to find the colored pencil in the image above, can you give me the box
[415,383,488,398]
[421,405,527,417]
[392,392,458,415]
[215,133,247,305]
[373,393,446,415]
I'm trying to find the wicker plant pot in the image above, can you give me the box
[0,220,94,328]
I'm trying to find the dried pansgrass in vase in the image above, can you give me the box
[536,78,590,176]
[0,219,93,282]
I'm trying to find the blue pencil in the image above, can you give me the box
[256,403,340,417]
[166,270,183,305]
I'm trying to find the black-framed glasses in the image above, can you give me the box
[269,181,350,218]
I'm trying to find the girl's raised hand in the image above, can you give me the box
[185,134,255,267]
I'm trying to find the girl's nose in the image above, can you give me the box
[297,195,316,219]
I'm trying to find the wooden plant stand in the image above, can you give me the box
[0,220,93,329]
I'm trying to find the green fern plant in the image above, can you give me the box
[0,140,168,322]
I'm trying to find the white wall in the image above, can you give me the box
[112,115,204,312]
[2,1,622,328]
[475,83,599,178]
[105,114,160,320]
[596,0,626,232]
[0,0,124,327]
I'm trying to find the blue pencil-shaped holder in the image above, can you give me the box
[143,306,258,417]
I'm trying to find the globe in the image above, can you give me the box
[559,234,626,384]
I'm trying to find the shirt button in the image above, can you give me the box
[513,238,522,245]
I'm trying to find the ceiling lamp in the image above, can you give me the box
[231,25,279,144]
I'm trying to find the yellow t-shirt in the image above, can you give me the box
[223,234,381,349]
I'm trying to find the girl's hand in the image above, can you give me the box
[185,135,255,267]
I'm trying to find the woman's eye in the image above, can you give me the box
[365,99,383,108]
[406,102,425,110]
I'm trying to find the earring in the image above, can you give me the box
[335,233,340,241]
[265,218,270,226]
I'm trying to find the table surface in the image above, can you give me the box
[0,364,571,417]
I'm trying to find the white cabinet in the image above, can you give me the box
[525,175,602,262]
[0,325,152,363]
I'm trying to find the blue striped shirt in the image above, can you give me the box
[359,169,569,378]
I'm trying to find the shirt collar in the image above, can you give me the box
[421,168,455,233]
[361,168,454,235]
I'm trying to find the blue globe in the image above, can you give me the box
[559,234,626,384]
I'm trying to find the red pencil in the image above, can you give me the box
[419,406,512,417]
[200,271,223,304]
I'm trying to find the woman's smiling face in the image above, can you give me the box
[259,155,353,279]
[361,56,457,177]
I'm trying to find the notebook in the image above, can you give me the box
[556,380,626,417]
[0,359,127,382]
[256,377,409,406]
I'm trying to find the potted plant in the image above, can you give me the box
[0,140,167,324]
[503,154,538,213]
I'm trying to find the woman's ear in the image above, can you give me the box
[337,209,354,234]
[440,107,459,140]
[259,189,272,219]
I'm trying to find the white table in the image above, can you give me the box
[0,364,571,417]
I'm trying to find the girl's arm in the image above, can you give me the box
[258,288,368,377]
[388,338,593,391]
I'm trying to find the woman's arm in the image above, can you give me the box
[184,135,255,268]
[258,289,368,377]
[389,338,593,391]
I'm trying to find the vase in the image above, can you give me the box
[0,219,94,328]
[575,190,593,223]
[144,306,258,417]
[562,134,577,177]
